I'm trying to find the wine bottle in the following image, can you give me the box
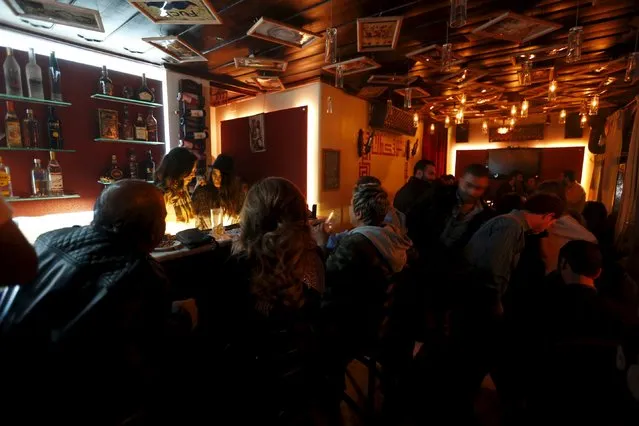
[136,73,154,102]
[98,65,113,96]
[3,47,23,96]
[0,156,13,198]
[31,158,48,197]
[4,101,22,148]
[108,154,123,180]
[48,51,63,102]
[142,150,155,182]
[47,106,63,149]
[122,106,134,140]
[47,151,64,196]
[146,109,158,142]
[25,48,44,99]
[183,109,205,118]
[184,130,208,140]
[21,108,39,149]
[127,149,138,179]
[134,113,147,141]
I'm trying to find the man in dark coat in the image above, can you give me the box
[393,159,436,215]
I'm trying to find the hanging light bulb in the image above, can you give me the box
[580,100,588,116]
[429,123,435,135]
[414,113,419,128]
[450,0,467,28]
[566,26,583,64]
[559,109,567,124]
[520,60,533,86]
[335,65,344,89]
[509,117,516,129]
[589,94,599,116]
[444,115,451,128]
[520,99,529,118]
[460,92,467,105]
[625,52,639,84]
[404,87,413,109]
[326,96,333,114]
[580,114,588,128]
[481,120,488,134]
[548,79,558,101]
[325,27,338,64]
[441,43,454,72]
[510,104,518,117]
[455,108,464,124]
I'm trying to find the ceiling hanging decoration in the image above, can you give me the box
[445,115,451,128]
[450,0,467,29]
[566,4,583,64]
[559,109,567,124]
[368,75,417,86]
[415,114,420,129]
[129,0,222,25]
[455,108,464,124]
[247,17,321,49]
[510,104,517,117]
[234,57,288,72]
[482,120,488,134]
[142,36,208,63]
[520,99,529,118]
[323,57,381,77]
[519,60,533,86]
[325,27,338,64]
[335,65,344,89]
[625,31,639,84]
[580,114,588,128]
[472,11,561,44]
[497,119,510,135]
[252,76,285,92]
[356,16,403,52]
[404,88,413,109]
[406,44,464,70]
[589,94,599,115]
[509,117,516,129]
[548,69,558,101]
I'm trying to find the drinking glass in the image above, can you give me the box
[210,208,224,237]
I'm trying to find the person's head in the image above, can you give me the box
[458,164,490,203]
[356,175,382,186]
[495,193,524,215]
[211,153,235,189]
[561,170,576,185]
[155,147,197,189]
[526,176,537,191]
[235,177,312,309]
[558,240,602,286]
[350,183,389,227]
[582,201,608,236]
[414,160,436,182]
[536,180,567,201]
[509,170,523,184]
[92,180,166,253]
[522,193,565,233]
[442,174,456,186]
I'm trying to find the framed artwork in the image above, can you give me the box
[473,11,562,44]
[357,86,388,99]
[367,74,417,86]
[394,87,430,98]
[252,76,285,92]
[356,16,403,52]
[247,17,320,49]
[406,44,464,69]
[511,45,568,65]
[248,114,266,153]
[322,56,381,76]
[98,109,119,140]
[128,0,222,25]
[322,149,341,191]
[142,36,207,63]
[437,68,487,86]
[234,57,288,72]
[4,0,104,32]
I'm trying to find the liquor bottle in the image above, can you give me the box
[146,109,158,142]
[0,156,13,198]
[31,158,48,196]
[122,106,134,140]
[142,150,155,182]
[25,48,44,99]
[183,109,205,118]
[134,113,147,141]
[47,106,63,149]
[184,130,208,140]
[21,109,40,149]
[108,154,124,181]
[47,151,64,196]
[98,65,113,96]
[136,73,154,102]
[48,51,63,102]
[127,149,138,179]
[4,101,22,148]
[3,47,23,96]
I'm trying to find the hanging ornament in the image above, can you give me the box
[429,123,435,135]
[509,117,516,129]
[559,109,567,124]
[455,108,464,124]
[548,79,558,101]
[481,120,488,134]
[510,104,518,117]
[404,87,413,109]
[625,53,639,84]
[580,100,588,116]
[520,99,529,118]
[326,96,333,114]
[449,0,467,28]
[580,114,588,128]
[460,92,467,105]
[520,61,532,86]
[441,43,454,72]
[566,26,583,63]
[444,115,451,128]
[325,28,338,64]
[589,94,599,116]
[335,65,344,89]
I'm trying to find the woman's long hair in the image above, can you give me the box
[155,147,197,190]
[233,177,313,309]
[206,165,244,216]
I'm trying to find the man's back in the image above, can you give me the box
[393,176,431,215]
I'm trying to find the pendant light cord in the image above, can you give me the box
[575,1,580,27]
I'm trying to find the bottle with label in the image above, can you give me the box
[3,47,23,96]
[108,154,124,181]
[134,113,147,141]
[142,150,155,182]
[184,130,208,140]
[22,109,40,149]
[183,109,205,118]
[47,151,64,196]
[31,158,48,196]
[48,51,63,102]
[137,73,155,102]
[98,65,113,96]
[4,101,22,148]
[47,106,63,149]
[146,109,158,142]
[122,106,134,140]
[127,149,138,179]
[0,156,13,198]
[25,48,44,99]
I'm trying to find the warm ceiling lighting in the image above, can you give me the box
[429,122,435,134]
[481,120,488,134]
[460,93,467,104]
[580,114,588,128]
[548,79,558,101]
[455,108,464,124]
[521,99,529,118]
[497,125,510,134]
[444,115,450,128]
[559,109,567,124]
[589,94,599,115]
[414,113,419,128]
[510,104,517,117]
[509,117,516,129]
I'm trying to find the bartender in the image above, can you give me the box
[155,147,197,224]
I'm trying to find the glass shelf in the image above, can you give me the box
[98,179,154,185]
[6,194,80,202]
[91,94,163,108]
[0,147,76,152]
[0,93,71,107]
[94,138,165,146]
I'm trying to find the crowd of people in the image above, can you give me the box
[0,150,638,425]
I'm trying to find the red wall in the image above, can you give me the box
[0,47,165,217]
[220,106,307,194]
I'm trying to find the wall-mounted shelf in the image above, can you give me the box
[94,138,164,146]
[91,94,163,108]
[98,179,154,185]
[6,194,80,202]
[0,93,72,107]
[0,147,76,153]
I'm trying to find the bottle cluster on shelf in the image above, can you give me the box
[97,106,158,142]
[177,79,207,176]
[97,66,155,103]
[2,101,63,149]
[0,151,65,198]
[98,149,156,185]
[3,47,62,101]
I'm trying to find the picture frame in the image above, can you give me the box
[472,11,562,44]
[248,114,266,153]
[252,76,285,92]
[406,44,464,69]
[128,0,222,25]
[234,57,288,72]
[357,86,388,99]
[142,36,208,63]
[394,87,431,98]
[98,109,119,140]
[247,17,320,49]
[4,0,104,32]
[322,149,341,191]
[322,56,381,76]
[357,16,403,52]
[367,74,417,86]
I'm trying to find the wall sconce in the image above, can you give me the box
[510,104,517,117]
[325,27,337,64]
[548,79,558,101]
[520,99,529,118]
[566,26,583,64]
[559,109,567,124]
[481,120,488,134]
[580,114,588,128]
[429,123,435,135]
[326,96,333,114]
[589,94,599,115]
[335,65,344,89]
[450,0,467,28]
[444,115,450,128]
[404,87,413,109]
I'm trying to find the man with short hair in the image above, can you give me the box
[561,169,586,213]
[393,159,436,214]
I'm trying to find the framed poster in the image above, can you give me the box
[128,0,222,25]
[4,0,104,32]
[248,114,266,153]
[357,16,403,52]
[247,17,320,49]
[142,36,207,63]
[98,109,119,140]
[322,149,341,191]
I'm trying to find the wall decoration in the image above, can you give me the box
[406,44,464,69]
[248,113,266,153]
[367,75,417,86]
[252,76,285,92]
[128,0,222,25]
[394,87,430,99]
[472,11,562,44]
[322,56,381,76]
[97,109,119,140]
[356,16,403,52]
[5,0,105,32]
[142,36,207,63]
[358,162,371,177]
[247,17,320,49]
[438,68,486,87]
[357,86,387,99]
[322,149,341,191]
[234,57,288,72]
[489,123,545,142]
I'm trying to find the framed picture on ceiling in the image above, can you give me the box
[367,74,417,86]
[394,87,430,98]
[128,0,222,25]
[438,68,487,87]
[247,17,320,49]
[234,57,288,72]
[142,36,208,63]
[4,0,104,32]
[252,76,285,92]
[322,149,341,191]
[357,16,403,52]
[248,114,266,153]
[322,56,381,76]
[357,86,388,99]
[472,11,562,44]
[406,44,464,69]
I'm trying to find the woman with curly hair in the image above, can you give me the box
[154,147,197,223]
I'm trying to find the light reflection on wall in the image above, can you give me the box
[14,210,94,244]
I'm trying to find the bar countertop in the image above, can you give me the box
[151,233,234,263]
